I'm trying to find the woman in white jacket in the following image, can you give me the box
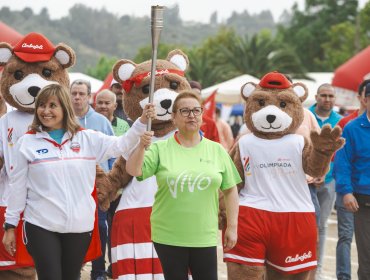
[2,84,154,280]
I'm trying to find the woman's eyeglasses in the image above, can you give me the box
[178,107,203,117]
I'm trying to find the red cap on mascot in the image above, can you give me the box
[259,71,291,89]
[13,32,56,63]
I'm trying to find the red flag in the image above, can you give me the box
[202,90,217,120]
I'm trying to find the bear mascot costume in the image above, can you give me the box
[224,72,344,280]
[0,32,110,279]
[106,49,191,279]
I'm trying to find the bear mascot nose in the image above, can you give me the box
[266,114,276,123]
[28,86,41,98]
[160,99,172,110]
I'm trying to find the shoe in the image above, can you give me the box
[106,266,113,278]
[94,276,107,280]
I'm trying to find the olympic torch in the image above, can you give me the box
[147,5,164,131]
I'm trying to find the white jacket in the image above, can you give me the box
[5,119,145,233]
[0,111,33,206]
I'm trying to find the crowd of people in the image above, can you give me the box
[0,58,368,280]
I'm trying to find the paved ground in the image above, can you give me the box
[81,211,358,280]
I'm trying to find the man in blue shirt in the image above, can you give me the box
[334,83,370,279]
[309,83,342,278]
[70,79,114,280]
[335,80,370,280]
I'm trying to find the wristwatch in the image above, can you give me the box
[3,223,15,231]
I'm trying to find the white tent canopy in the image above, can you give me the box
[202,74,259,105]
[68,72,103,93]
[202,72,334,107]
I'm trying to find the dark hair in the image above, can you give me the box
[215,106,221,115]
[189,80,202,91]
[358,79,370,96]
[70,79,91,95]
[317,83,334,94]
[172,90,202,113]
[31,84,80,137]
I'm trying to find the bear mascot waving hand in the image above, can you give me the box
[225,72,344,280]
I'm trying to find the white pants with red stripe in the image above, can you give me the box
[111,207,164,280]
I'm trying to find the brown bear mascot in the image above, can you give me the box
[224,72,344,280]
[106,49,191,279]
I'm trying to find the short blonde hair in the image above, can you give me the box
[96,89,116,103]
[30,84,80,138]
[172,90,202,113]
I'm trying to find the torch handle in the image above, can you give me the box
[147,5,164,132]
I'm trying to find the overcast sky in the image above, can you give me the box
[1,0,368,23]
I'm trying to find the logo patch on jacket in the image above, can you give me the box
[70,142,81,153]
[7,127,14,146]
[36,148,48,155]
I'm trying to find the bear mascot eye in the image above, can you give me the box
[280,101,287,108]
[258,99,265,107]
[14,70,24,80]
[142,84,150,94]
[169,81,178,90]
[42,68,52,78]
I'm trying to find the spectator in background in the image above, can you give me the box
[309,83,342,278]
[334,82,370,280]
[70,79,114,280]
[110,79,132,126]
[231,116,243,138]
[95,89,130,278]
[189,80,220,142]
[335,79,370,280]
[95,89,130,137]
[215,107,234,151]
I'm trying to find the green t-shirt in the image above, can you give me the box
[138,136,241,247]
[112,116,130,136]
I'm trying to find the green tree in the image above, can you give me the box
[86,56,118,81]
[133,43,185,63]
[318,22,356,70]
[218,30,307,79]
[277,0,358,71]
[359,1,370,46]
[186,47,224,88]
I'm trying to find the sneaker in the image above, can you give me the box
[94,276,107,280]
[106,266,113,279]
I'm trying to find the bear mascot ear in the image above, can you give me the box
[292,82,308,103]
[54,43,76,68]
[0,42,13,66]
[166,49,189,71]
[112,59,137,84]
[241,82,257,101]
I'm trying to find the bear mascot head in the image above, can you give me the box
[106,49,192,195]
[0,32,75,112]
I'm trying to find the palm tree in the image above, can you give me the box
[186,48,225,88]
[218,32,308,79]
